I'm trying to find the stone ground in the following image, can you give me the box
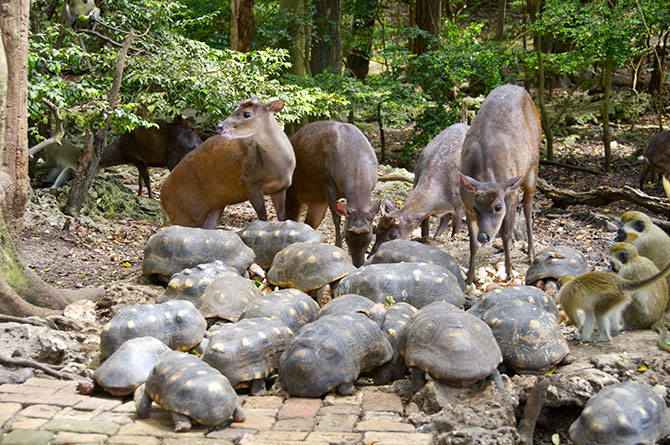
[0,378,431,445]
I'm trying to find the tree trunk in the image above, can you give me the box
[230,0,255,52]
[409,0,442,56]
[602,56,613,172]
[533,0,552,160]
[345,0,379,80]
[310,0,342,75]
[278,0,308,76]
[0,0,102,317]
[496,0,507,41]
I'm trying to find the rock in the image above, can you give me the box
[0,322,85,367]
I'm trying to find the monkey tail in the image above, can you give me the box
[652,319,670,352]
[621,260,670,292]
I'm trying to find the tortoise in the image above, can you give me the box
[78,337,172,397]
[398,301,503,390]
[476,299,569,373]
[142,226,255,283]
[238,220,323,269]
[201,317,293,395]
[239,288,319,333]
[158,260,240,305]
[525,246,589,296]
[335,262,465,309]
[373,302,417,385]
[279,307,392,397]
[366,239,466,291]
[196,275,262,321]
[267,241,355,305]
[317,294,375,318]
[569,381,670,445]
[100,300,206,359]
[467,285,560,322]
[135,351,245,432]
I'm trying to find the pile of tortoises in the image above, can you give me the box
[75,219,670,440]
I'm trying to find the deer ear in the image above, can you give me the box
[460,174,481,193]
[268,100,284,113]
[409,212,430,226]
[382,198,397,214]
[369,200,382,216]
[504,175,524,192]
[335,198,348,217]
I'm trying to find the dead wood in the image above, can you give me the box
[518,375,549,445]
[0,353,80,380]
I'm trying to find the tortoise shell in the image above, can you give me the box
[267,241,354,292]
[196,275,262,321]
[201,317,293,387]
[398,301,502,385]
[335,262,465,309]
[239,288,319,333]
[525,246,589,285]
[100,300,206,359]
[141,351,242,429]
[158,260,240,305]
[468,285,560,322]
[142,226,255,282]
[90,337,171,396]
[374,302,417,384]
[366,239,465,291]
[238,220,323,269]
[317,294,375,318]
[279,312,392,397]
[478,299,569,372]
[569,381,670,445]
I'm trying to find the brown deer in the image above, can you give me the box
[284,120,380,267]
[160,97,296,229]
[459,84,542,284]
[370,123,469,255]
[639,130,670,199]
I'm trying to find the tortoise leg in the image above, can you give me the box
[314,285,332,306]
[488,369,504,390]
[171,412,192,432]
[76,380,102,395]
[250,378,267,396]
[373,363,393,386]
[338,381,356,396]
[134,384,152,419]
[410,367,426,392]
[233,404,246,423]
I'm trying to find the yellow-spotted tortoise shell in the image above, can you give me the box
[238,220,322,269]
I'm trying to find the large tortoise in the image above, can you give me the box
[158,260,240,304]
[142,226,255,282]
[374,302,417,384]
[525,246,589,295]
[135,351,245,432]
[238,220,323,269]
[468,285,560,322]
[78,337,172,396]
[201,317,293,395]
[100,300,206,359]
[335,262,465,309]
[196,275,262,321]
[366,239,465,291]
[279,308,392,397]
[239,288,319,333]
[267,241,355,304]
[317,294,375,318]
[569,381,670,445]
[398,301,502,390]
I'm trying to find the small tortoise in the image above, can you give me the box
[335,262,465,309]
[366,239,465,291]
[135,351,245,432]
[317,294,375,318]
[158,260,240,305]
[398,301,502,390]
[468,285,560,322]
[477,299,569,373]
[78,337,172,396]
[267,241,355,304]
[569,381,670,445]
[201,317,293,395]
[142,226,255,283]
[525,246,589,295]
[100,300,206,359]
[238,220,323,269]
[374,302,417,385]
[196,275,262,321]
[279,308,392,397]
[239,288,319,333]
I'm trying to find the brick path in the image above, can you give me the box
[0,378,432,444]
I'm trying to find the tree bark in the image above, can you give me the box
[278,0,308,76]
[409,0,442,56]
[230,0,255,52]
[496,0,507,41]
[532,0,552,161]
[345,0,378,80]
[601,56,613,172]
[310,0,342,75]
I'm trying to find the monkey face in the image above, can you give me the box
[615,212,648,242]
[609,242,636,273]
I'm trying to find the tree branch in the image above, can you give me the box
[28,98,64,157]
[0,353,79,380]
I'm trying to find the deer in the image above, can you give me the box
[459,84,542,285]
[284,120,380,267]
[98,121,203,199]
[639,130,670,199]
[370,123,469,256]
[160,97,296,229]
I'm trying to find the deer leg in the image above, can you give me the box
[203,207,224,229]
[465,213,479,285]
[136,164,153,199]
[245,186,268,221]
[305,204,328,229]
[500,207,517,280]
[270,190,287,220]
[522,187,535,262]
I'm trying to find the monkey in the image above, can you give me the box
[34,143,83,189]
[64,0,100,30]
[557,256,670,343]
[609,242,670,352]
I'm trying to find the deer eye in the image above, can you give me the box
[243,111,251,118]
[389,232,398,240]
[494,204,502,212]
